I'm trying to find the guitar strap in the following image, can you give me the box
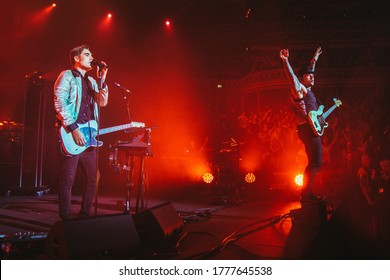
[316,97,323,107]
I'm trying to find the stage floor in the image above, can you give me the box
[0,184,388,260]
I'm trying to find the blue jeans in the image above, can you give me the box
[57,147,99,220]
[297,124,322,200]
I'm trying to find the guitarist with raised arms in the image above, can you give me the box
[280,46,340,204]
[54,45,108,220]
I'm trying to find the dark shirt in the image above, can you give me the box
[292,88,319,125]
[67,69,95,132]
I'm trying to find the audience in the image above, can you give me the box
[206,93,389,202]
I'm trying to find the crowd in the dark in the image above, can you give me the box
[231,93,390,176]
[221,92,390,257]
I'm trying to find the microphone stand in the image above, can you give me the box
[124,92,132,122]
[114,82,132,123]
[121,88,134,214]
[94,68,103,216]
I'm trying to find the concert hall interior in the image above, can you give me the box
[0,0,390,260]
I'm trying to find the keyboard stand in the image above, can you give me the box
[109,128,153,214]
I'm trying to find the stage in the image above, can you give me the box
[1,183,387,260]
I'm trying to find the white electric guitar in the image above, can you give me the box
[60,120,145,155]
[308,98,342,136]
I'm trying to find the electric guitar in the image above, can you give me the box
[60,120,145,155]
[308,98,342,136]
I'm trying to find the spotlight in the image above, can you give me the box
[202,173,214,184]
[52,3,57,7]
[99,12,113,30]
[294,174,304,187]
[244,172,256,183]
[164,19,172,28]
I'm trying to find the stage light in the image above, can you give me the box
[202,173,214,184]
[294,174,304,187]
[164,19,172,28]
[244,172,256,183]
[31,3,56,25]
[98,12,113,31]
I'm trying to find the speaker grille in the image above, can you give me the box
[45,213,140,259]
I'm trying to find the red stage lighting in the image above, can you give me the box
[202,173,214,184]
[31,4,56,26]
[98,12,113,31]
[294,174,304,187]
[165,19,172,28]
[244,172,256,184]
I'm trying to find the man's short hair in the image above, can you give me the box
[69,45,89,66]
[298,66,315,77]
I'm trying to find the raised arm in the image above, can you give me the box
[308,47,322,72]
[279,49,306,100]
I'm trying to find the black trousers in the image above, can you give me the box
[297,123,322,200]
[57,147,99,220]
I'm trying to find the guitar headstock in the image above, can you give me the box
[333,98,342,107]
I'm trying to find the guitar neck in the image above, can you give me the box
[99,123,141,135]
[322,104,337,120]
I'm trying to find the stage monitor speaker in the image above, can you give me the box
[45,213,140,259]
[290,199,327,226]
[284,200,328,259]
[133,202,184,248]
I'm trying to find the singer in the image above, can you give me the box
[53,45,109,220]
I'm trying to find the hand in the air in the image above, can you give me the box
[280,49,289,61]
[312,47,322,61]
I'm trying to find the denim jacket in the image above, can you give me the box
[53,69,108,129]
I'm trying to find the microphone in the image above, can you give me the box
[91,60,108,68]
[113,82,131,93]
